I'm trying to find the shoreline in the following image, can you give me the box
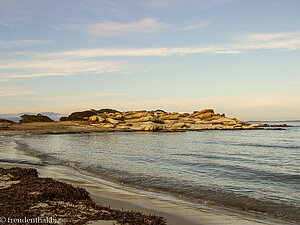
[0,138,297,225]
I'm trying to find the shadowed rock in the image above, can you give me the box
[19,114,54,123]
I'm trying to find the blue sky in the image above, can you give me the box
[0,0,299,120]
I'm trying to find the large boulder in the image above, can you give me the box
[195,113,215,120]
[198,109,214,114]
[187,109,215,118]
[89,115,105,123]
[106,118,120,124]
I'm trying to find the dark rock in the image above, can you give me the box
[0,119,15,124]
[19,114,54,123]
[60,109,120,121]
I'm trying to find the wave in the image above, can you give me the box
[234,143,300,149]
[79,163,300,223]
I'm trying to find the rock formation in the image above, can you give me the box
[62,108,268,131]
[19,114,54,123]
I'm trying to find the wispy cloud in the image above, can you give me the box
[178,22,210,31]
[237,31,300,51]
[0,40,51,49]
[38,46,240,59]
[24,31,298,59]
[2,31,299,80]
[0,59,122,79]
[0,86,35,97]
[138,0,234,10]
[65,18,169,37]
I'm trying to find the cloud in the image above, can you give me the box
[0,40,51,49]
[137,0,234,10]
[67,18,169,37]
[38,46,240,59]
[0,86,35,97]
[2,31,299,80]
[21,31,296,60]
[241,32,297,42]
[237,31,300,51]
[178,22,210,31]
[0,59,122,79]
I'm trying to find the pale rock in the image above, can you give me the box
[195,113,215,120]
[170,122,186,129]
[96,116,105,123]
[106,118,119,124]
[124,112,149,119]
[89,115,98,121]
[128,116,164,124]
[159,114,180,120]
[179,117,196,123]
[140,122,165,131]
[187,109,215,118]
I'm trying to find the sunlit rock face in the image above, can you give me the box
[82,109,259,131]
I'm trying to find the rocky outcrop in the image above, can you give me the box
[59,108,274,131]
[2,109,289,134]
[19,114,54,124]
[0,119,15,129]
[60,109,120,121]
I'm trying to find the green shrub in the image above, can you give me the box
[19,114,54,123]
[60,109,120,121]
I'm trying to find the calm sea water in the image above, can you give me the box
[11,122,300,223]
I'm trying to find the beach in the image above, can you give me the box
[1,133,298,225]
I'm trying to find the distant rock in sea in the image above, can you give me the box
[0,112,65,122]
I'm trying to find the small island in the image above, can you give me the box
[0,108,288,134]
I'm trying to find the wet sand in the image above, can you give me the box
[0,138,296,225]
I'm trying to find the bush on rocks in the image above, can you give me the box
[19,114,54,123]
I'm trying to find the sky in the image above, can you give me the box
[0,0,299,120]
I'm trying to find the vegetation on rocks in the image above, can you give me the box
[0,119,15,129]
[60,108,120,121]
[0,119,15,124]
[59,108,266,131]
[19,114,54,123]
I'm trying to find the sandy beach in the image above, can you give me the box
[0,137,296,225]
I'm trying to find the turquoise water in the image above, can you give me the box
[8,122,300,223]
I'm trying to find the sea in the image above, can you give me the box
[1,121,299,224]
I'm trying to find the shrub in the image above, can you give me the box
[19,114,54,123]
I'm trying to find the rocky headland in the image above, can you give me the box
[0,109,289,134]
